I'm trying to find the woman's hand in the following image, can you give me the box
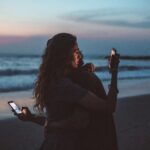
[108,52,120,72]
[82,63,95,72]
[13,107,46,125]
[15,107,33,122]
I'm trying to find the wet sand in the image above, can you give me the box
[115,94,150,150]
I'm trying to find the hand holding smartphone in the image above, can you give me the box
[111,48,116,56]
[8,101,33,121]
[109,48,120,70]
[8,101,22,115]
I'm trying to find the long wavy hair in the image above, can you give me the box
[34,33,77,111]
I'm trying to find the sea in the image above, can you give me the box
[0,53,150,93]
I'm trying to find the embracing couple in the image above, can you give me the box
[15,33,120,150]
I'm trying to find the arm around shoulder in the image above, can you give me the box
[79,91,106,112]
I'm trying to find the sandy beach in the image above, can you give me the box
[0,118,43,150]
[115,94,150,150]
[0,91,150,150]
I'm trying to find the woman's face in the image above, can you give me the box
[71,43,81,68]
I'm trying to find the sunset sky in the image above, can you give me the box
[0,0,150,55]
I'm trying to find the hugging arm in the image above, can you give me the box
[44,53,120,129]
[38,81,116,128]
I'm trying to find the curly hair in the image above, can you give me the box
[33,33,77,111]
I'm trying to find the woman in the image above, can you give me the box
[17,33,119,150]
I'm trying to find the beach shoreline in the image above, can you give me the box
[115,94,150,150]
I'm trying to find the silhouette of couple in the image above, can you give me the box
[14,33,120,150]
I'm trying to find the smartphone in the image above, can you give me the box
[111,48,116,56]
[109,48,117,69]
[8,101,22,114]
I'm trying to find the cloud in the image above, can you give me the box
[62,9,150,29]
[94,19,150,29]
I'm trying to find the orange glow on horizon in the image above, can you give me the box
[0,21,150,42]
[0,22,59,37]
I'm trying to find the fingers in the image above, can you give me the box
[83,63,95,72]
[11,109,18,116]
[109,52,120,70]
[11,106,32,122]
[18,114,28,121]
[12,110,27,121]
[21,107,33,121]
[21,107,31,114]
[21,106,28,111]
[90,63,95,72]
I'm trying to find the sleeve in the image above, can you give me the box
[88,72,107,99]
[57,79,88,104]
[69,70,107,99]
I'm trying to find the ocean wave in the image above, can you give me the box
[95,66,150,72]
[2,54,150,60]
[104,56,150,60]
[0,75,150,93]
[0,54,41,58]
[85,55,150,60]
[97,75,150,81]
[0,85,34,93]
[118,56,150,60]
[0,69,38,76]
[0,65,149,76]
